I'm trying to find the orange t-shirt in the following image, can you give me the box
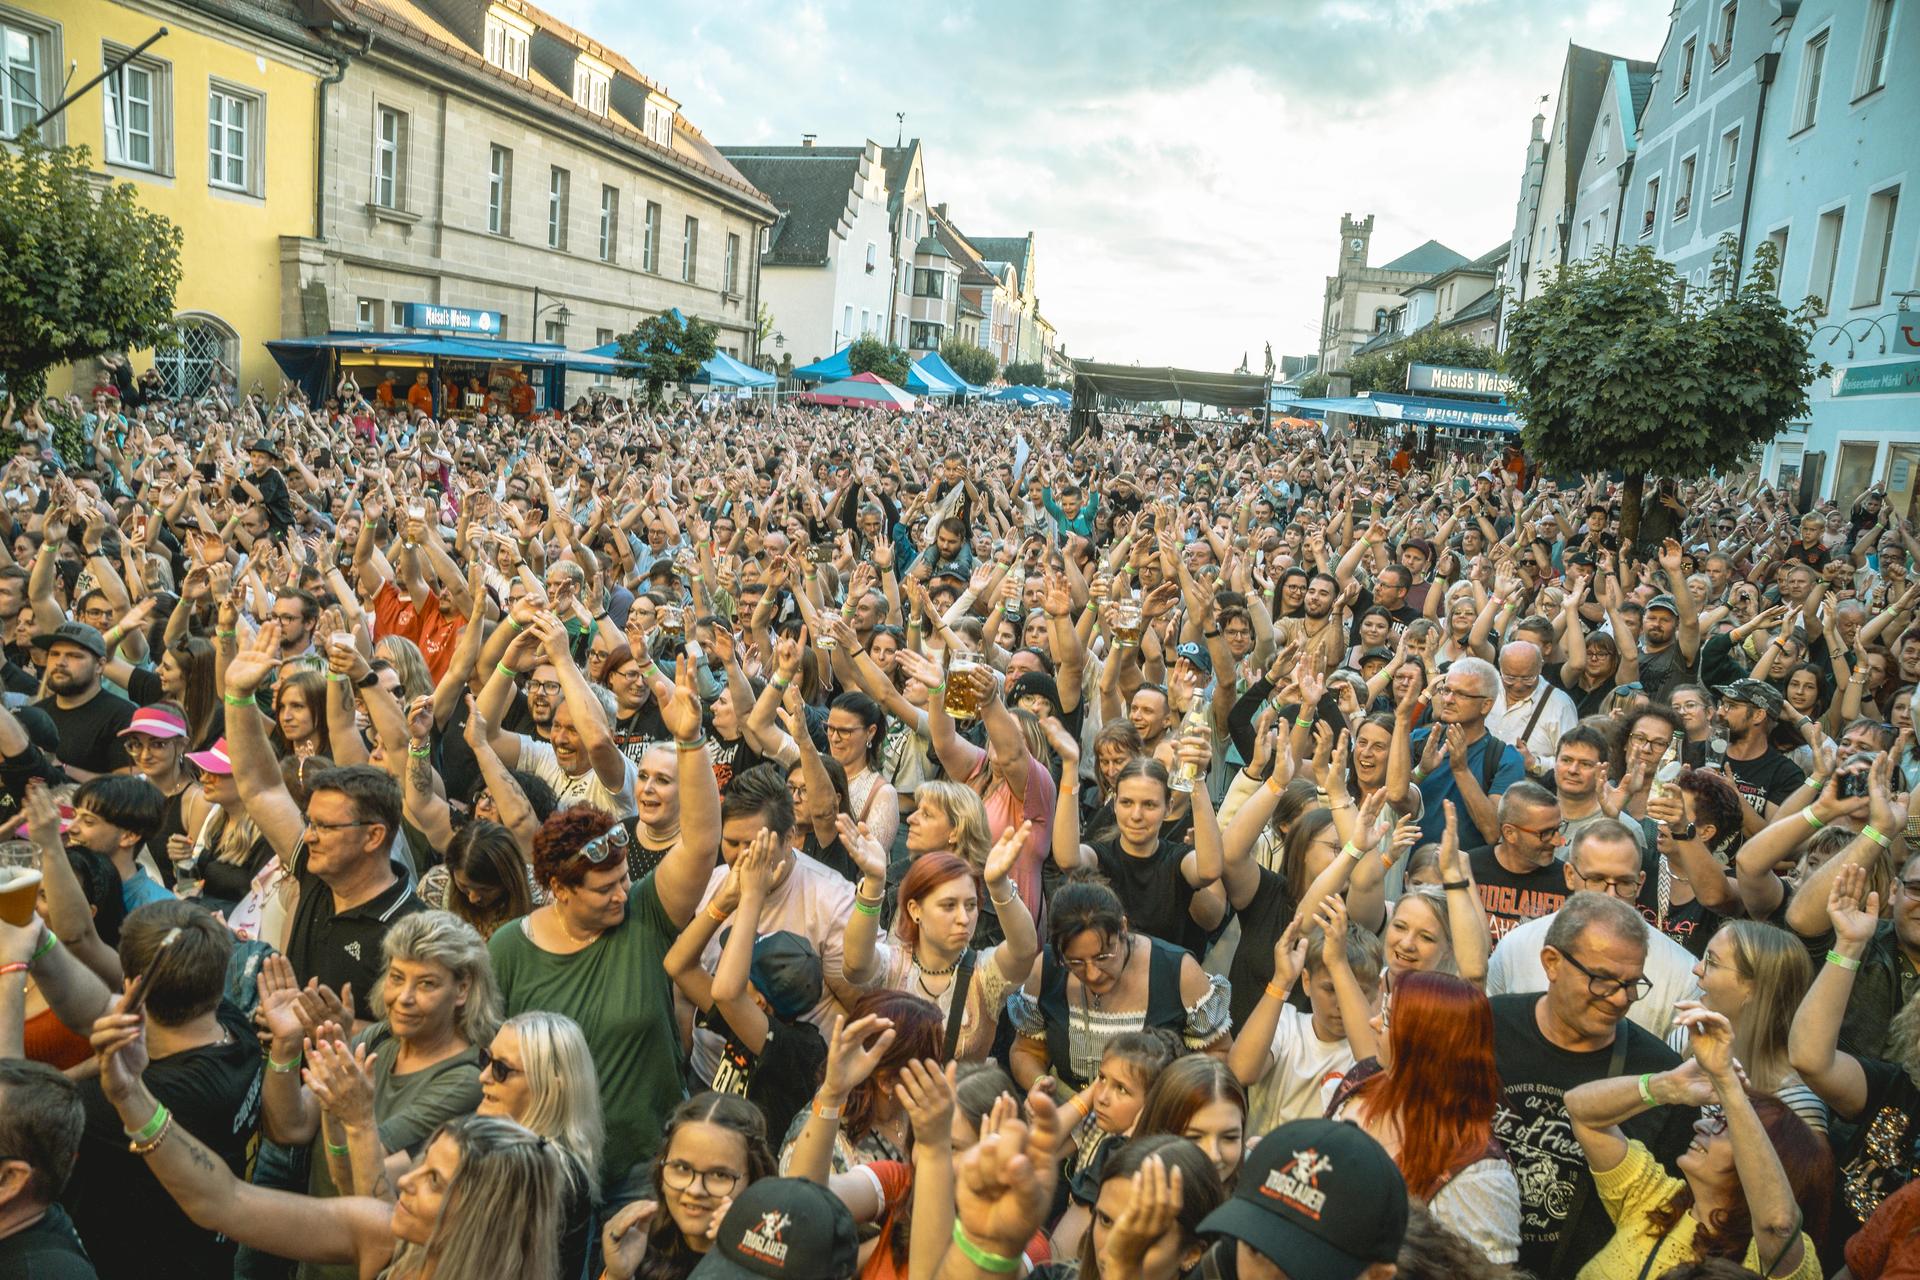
[509,381,536,416]
[407,382,433,413]
[1849,1177,1920,1280]
[372,580,466,682]
[854,1162,1050,1280]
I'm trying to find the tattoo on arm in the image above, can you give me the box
[408,751,431,796]
[184,1138,218,1174]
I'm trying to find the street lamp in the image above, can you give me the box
[531,286,572,341]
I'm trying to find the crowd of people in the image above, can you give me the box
[1,364,1918,1280]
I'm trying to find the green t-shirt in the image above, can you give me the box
[489,875,686,1191]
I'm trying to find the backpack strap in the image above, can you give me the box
[942,949,977,1061]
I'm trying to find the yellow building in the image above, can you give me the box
[4,0,330,395]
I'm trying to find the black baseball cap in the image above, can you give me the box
[745,931,823,1020]
[1715,677,1786,719]
[32,621,108,659]
[1199,1119,1408,1280]
[689,1177,858,1279]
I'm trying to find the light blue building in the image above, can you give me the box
[1746,0,1916,514]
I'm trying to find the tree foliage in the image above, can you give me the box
[847,335,911,385]
[1342,327,1500,395]
[617,310,718,404]
[0,136,184,402]
[1504,238,1824,549]
[940,339,998,387]
[1004,360,1048,387]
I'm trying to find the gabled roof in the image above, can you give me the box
[1554,43,1656,207]
[879,140,920,214]
[968,236,1033,292]
[932,215,999,286]
[1444,289,1501,326]
[1414,243,1509,289]
[915,235,951,260]
[1376,240,1469,276]
[719,150,863,267]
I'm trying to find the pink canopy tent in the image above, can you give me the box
[793,371,918,412]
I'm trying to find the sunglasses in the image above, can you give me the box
[474,1046,522,1084]
[571,824,632,865]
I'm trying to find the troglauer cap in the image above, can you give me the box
[1175,641,1214,675]
[1714,677,1786,719]
[1198,1119,1408,1280]
[688,1177,858,1280]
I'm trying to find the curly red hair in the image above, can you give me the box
[532,807,617,893]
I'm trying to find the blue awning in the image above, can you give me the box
[692,351,776,388]
[1284,392,1520,433]
[792,346,853,383]
[906,356,962,397]
[912,351,982,397]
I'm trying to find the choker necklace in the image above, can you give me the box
[916,949,961,978]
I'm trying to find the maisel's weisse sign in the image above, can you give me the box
[1405,362,1514,400]
[401,303,502,335]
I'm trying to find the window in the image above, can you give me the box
[356,298,379,331]
[1711,3,1736,66]
[909,322,943,349]
[547,167,569,250]
[1855,186,1900,308]
[1795,30,1828,132]
[544,319,565,343]
[913,268,946,298]
[572,63,609,116]
[1579,219,1592,258]
[1597,113,1609,165]
[861,309,870,335]
[599,185,618,262]
[104,50,164,170]
[483,10,529,77]
[865,242,877,274]
[724,233,740,294]
[682,215,698,282]
[152,314,237,400]
[1599,209,1610,248]
[1713,127,1740,198]
[843,305,853,340]
[595,327,614,347]
[643,202,661,272]
[1858,0,1894,97]
[1765,227,1789,295]
[642,99,672,146]
[2,16,54,141]
[374,106,405,208]
[206,83,259,193]
[1677,36,1696,97]
[1675,154,1696,220]
[1642,175,1660,235]
[390,301,406,328]
[1810,207,1845,312]
[487,145,511,235]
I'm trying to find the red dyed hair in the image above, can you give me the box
[840,989,942,1143]
[1348,970,1498,1199]
[897,852,980,950]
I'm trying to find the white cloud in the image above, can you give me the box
[540,0,1671,368]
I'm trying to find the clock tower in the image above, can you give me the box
[1339,213,1374,270]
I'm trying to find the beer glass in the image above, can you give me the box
[1113,597,1143,649]
[945,659,985,719]
[660,604,685,643]
[0,841,40,928]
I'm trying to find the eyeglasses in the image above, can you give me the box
[660,1159,743,1197]
[1698,1105,1727,1136]
[1554,945,1654,1002]
[1611,683,1645,698]
[1062,950,1124,975]
[1508,821,1564,843]
[474,1046,523,1084]
[306,818,371,836]
[526,680,564,696]
[823,723,862,738]
[1568,860,1645,896]
[571,824,631,864]
[1438,685,1491,701]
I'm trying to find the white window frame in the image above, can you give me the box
[544,318,565,343]
[1711,2,1736,67]
[483,10,530,77]
[1809,204,1847,314]
[487,144,511,235]
[573,62,610,116]
[643,202,661,272]
[548,166,569,250]
[1794,28,1829,133]
[594,327,614,347]
[390,301,406,328]
[682,215,698,283]
[1641,175,1661,236]
[598,185,618,262]
[356,298,379,331]
[1856,0,1894,98]
[1854,185,1901,309]
[103,43,168,173]
[374,105,406,209]
[1,12,60,143]
[724,232,739,294]
[1713,125,1740,200]
[1675,152,1697,221]
[206,80,262,195]
[1677,35,1696,98]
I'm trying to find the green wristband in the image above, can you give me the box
[268,1052,302,1074]
[129,1103,171,1144]
[32,930,59,960]
[495,661,518,679]
[326,1140,351,1157]
[1637,1072,1657,1107]
[1863,824,1892,849]
[1801,809,1824,830]
[853,898,880,918]
[222,691,256,708]
[951,1224,1019,1274]
[505,615,524,632]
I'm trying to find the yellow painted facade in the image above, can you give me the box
[12,0,327,394]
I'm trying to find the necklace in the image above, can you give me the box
[554,907,599,947]
[915,950,960,978]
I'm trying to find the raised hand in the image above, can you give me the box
[895,1058,958,1147]
[601,1201,661,1280]
[656,654,705,743]
[1828,862,1881,950]
[1097,1155,1185,1279]
[303,1031,376,1129]
[833,814,890,883]
[983,819,1033,889]
[821,1012,898,1100]
[223,621,284,696]
[952,1087,1063,1256]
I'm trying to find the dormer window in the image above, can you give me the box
[642,96,674,146]
[484,8,531,77]
[573,61,610,115]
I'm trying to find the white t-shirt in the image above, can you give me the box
[1485,912,1702,1039]
[515,735,638,820]
[1246,1004,1356,1133]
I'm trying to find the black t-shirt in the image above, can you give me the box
[0,1204,97,1279]
[706,732,768,795]
[1490,994,1691,1280]
[1726,747,1805,816]
[1226,865,1295,1032]
[1092,836,1199,956]
[1647,895,1722,958]
[36,688,137,774]
[699,1006,827,1146]
[437,689,537,810]
[285,846,423,991]
[611,701,672,765]
[1467,845,1569,944]
[63,1005,258,1280]
[1635,643,1689,702]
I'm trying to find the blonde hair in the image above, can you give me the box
[375,635,433,702]
[1391,889,1460,976]
[1720,921,1810,1093]
[371,911,502,1047]
[913,780,993,872]
[386,1116,565,1280]
[497,1011,604,1197]
[210,806,264,867]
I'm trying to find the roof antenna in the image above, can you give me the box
[896,112,904,146]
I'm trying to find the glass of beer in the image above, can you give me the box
[945,658,985,719]
[0,841,41,928]
[660,604,685,643]
[1113,596,1143,648]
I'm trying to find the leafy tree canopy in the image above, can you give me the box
[617,311,718,404]
[1004,360,1052,388]
[847,335,911,385]
[940,339,998,387]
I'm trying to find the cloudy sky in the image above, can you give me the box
[545,0,1673,369]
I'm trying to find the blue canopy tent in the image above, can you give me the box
[691,350,776,389]
[792,346,854,383]
[911,351,982,398]
[1283,392,1520,433]
[905,357,962,398]
[988,384,1066,408]
[265,332,615,416]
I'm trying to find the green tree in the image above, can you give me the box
[847,335,911,385]
[1004,360,1046,387]
[1294,370,1330,399]
[617,310,718,405]
[1504,238,1823,552]
[1342,327,1500,395]
[939,339,998,386]
[0,136,184,402]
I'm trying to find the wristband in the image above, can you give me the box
[408,745,431,759]
[1294,715,1314,729]
[1264,981,1291,1001]
[326,1140,351,1158]
[989,884,1019,907]
[811,1098,844,1121]
[129,1103,171,1144]
[1264,773,1286,796]
[706,901,730,924]
[1342,841,1364,862]
[1864,824,1892,849]
[495,661,518,679]
[505,615,524,632]
[1411,767,1429,783]
[1442,879,1471,892]
[218,629,238,639]
[1637,1073,1657,1107]
[222,691,256,708]
[771,674,791,690]
[0,961,26,977]
[1801,808,1825,830]
[32,930,58,960]
[853,898,881,918]
[1827,950,1863,972]
[951,1224,1020,1274]
[268,1052,302,1074]
[128,1111,174,1156]
[675,733,708,752]
[325,672,349,682]
[927,681,947,694]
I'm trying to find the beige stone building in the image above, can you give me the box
[1317,213,1467,373]
[287,0,775,384]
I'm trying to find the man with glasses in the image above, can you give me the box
[1407,655,1525,845]
[1488,888,1694,1279]
[1464,781,1569,941]
[1487,820,1701,1038]
[1714,678,1806,838]
[267,587,321,666]
[1488,640,1576,776]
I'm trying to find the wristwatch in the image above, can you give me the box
[355,670,381,690]
[1667,821,1697,841]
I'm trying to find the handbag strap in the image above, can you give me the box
[1519,692,1553,756]
[1545,1031,1632,1280]
[942,949,977,1061]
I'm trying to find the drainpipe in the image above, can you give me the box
[315,26,374,242]
[1732,51,1780,288]
[1611,154,1635,253]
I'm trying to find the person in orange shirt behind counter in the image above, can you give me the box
[406,370,434,414]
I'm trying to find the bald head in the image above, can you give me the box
[1499,641,1544,701]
